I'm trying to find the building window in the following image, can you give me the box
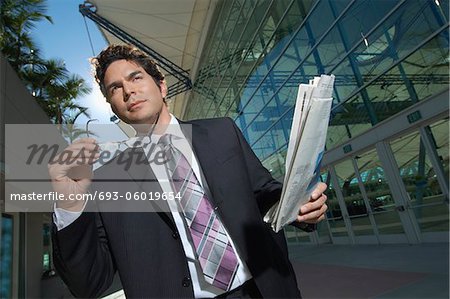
[1,214,13,299]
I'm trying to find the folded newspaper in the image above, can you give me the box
[264,74,335,232]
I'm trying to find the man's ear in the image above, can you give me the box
[160,80,168,99]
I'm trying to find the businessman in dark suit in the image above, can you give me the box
[49,44,328,298]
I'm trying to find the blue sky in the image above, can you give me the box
[33,0,128,141]
[33,0,111,125]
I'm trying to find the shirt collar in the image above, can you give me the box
[94,115,191,170]
[149,114,185,144]
[117,114,184,148]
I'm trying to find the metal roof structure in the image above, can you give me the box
[82,0,218,117]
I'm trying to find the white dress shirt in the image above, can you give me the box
[53,115,252,297]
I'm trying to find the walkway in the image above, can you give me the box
[289,243,449,299]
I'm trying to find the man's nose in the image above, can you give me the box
[123,82,135,101]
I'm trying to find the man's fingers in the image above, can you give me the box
[297,185,328,223]
[311,182,327,199]
[50,143,100,164]
[48,139,97,199]
[298,204,326,221]
[48,144,100,181]
[300,193,327,214]
[67,142,99,152]
[72,137,97,144]
[297,203,328,223]
[305,214,326,223]
[68,139,100,156]
[57,155,100,165]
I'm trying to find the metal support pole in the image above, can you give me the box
[79,3,192,98]
[328,0,378,125]
[420,126,449,201]
[352,157,381,243]
[329,166,356,244]
[375,141,421,244]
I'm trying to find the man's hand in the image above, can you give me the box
[48,138,99,211]
[296,182,328,224]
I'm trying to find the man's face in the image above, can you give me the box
[103,59,168,125]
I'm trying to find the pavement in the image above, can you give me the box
[289,243,449,299]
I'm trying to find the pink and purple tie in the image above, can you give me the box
[159,134,239,291]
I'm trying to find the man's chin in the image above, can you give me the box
[129,121,153,127]
[125,113,157,125]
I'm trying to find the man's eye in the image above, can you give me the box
[110,86,119,94]
[133,76,142,81]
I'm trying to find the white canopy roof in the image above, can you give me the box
[86,0,217,117]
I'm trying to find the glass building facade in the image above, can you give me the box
[183,0,449,244]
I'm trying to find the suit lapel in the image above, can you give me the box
[179,120,250,260]
[122,147,177,233]
[115,120,227,233]
[179,120,224,208]
[176,119,261,266]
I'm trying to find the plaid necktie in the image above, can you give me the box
[158,134,239,291]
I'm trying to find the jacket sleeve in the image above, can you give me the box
[227,118,283,215]
[52,211,116,298]
[228,118,316,232]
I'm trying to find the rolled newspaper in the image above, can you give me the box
[264,74,335,232]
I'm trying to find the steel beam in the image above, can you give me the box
[79,3,192,98]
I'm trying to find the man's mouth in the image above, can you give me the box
[128,100,146,111]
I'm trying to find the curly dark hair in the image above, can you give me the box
[91,44,165,97]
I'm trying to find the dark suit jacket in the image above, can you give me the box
[52,117,302,298]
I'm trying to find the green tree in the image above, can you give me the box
[0,0,52,71]
[0,0,92,124]
[58,107,97,143]
[20,58,91,123]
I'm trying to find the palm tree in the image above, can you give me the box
[58,107,97,143]
[46,74,91,124]
[17,57,92,123]
[20,58,68,111]
[0,0,52,71]
[0,0,93,125]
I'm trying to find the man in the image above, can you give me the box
[49,44,328,298]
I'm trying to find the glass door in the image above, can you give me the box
[324,169,353,244]
[334,157,379,243]
[389,120,449,242]
[354,147,408,243]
